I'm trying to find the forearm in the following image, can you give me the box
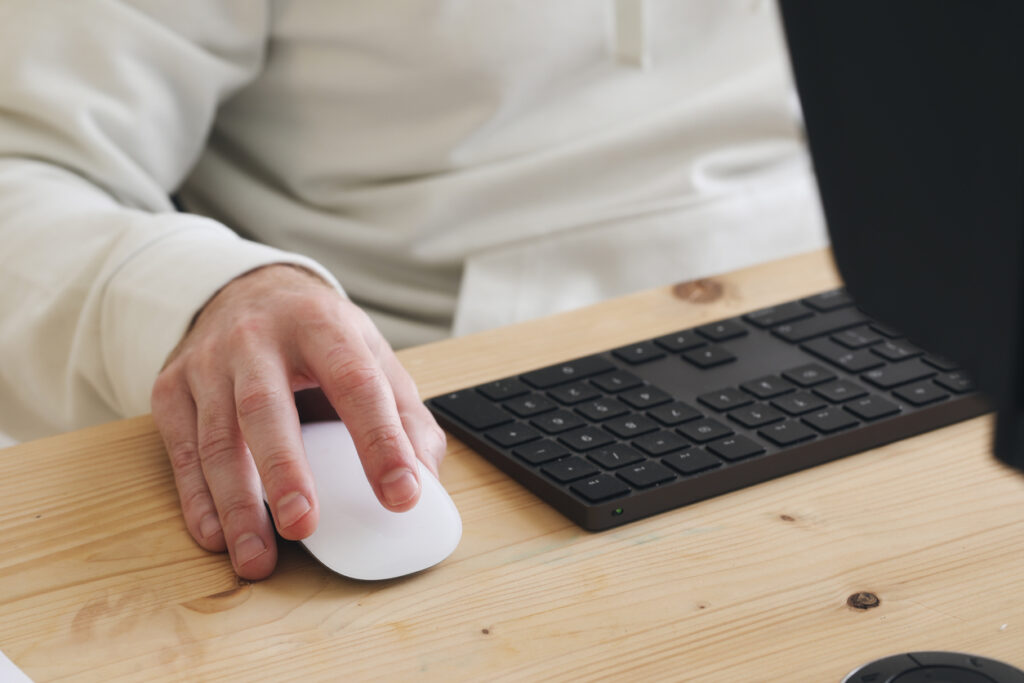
[0,158,342,439]
[0,1,337,437]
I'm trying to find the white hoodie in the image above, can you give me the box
[0,0,826,440]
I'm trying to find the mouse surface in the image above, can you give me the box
[278,421,462,580]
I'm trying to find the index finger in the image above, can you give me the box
[233,356,319,540]
[300,327,422,511]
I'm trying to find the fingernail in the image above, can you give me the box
[380,468,419,506]
[235,533,268,566]
[276,492,311,528]
[199,513,222,540]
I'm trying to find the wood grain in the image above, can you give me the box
[1,249,1022,681]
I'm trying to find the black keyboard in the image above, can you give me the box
[427,289,988,530]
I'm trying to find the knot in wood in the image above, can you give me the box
[847,592,880,610]
[672,279,723,303]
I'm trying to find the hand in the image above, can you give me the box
[151,265,446,580]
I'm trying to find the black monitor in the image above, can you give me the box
[778,2,1024,471]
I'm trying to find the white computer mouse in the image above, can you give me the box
[271,420,462,581]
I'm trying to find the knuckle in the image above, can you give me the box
[198,424,241,465]
[325,353,383,395]
[259,447,300,485]
[179,484,214,517]
[190,336,220,364]
[294,294,344,335]
[226,318,269,353]
[166,440,200,472]
[182,344,221,388]
[217,496,265,531]
[301,292,339,320]
[151,368,184,412]
[346,303,374,331]
[362,327,388,357]
[361,422,405,460]
[150,373,173,407]
[305,298,364,340]
[235,384,285,423]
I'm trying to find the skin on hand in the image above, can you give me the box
[150,265,447,580]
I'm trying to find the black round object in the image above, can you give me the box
[842,652,1024,683]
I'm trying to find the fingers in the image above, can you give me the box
[379,350,447,478]
[152,375,226,553]
[301,322,423,512]
[233,357,318,540]
[192,375,278,580]
[150,265,443,582]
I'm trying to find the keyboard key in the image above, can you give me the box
[843,395,901,421]
[744,301,813,328]
[801,338,885,373]
[612,342,666,364]
[698,388,753,412]
[934,371,976,394]
[924,355,959,372]
[570,474,630,503]
[548,382,601,405]
[621,386,672,409]
[521,355,615,388]
[633,430,690,456]
[558,426,615,452]
[813,379,868,404]
[653,330,706,352]
[758,420,817,446]
[740,375,797,399]
[664,448,722,476]
[678,418,733,443]
[771,391,827,416]
[728,403,785,428]
[862,359,936,389]
[831,326,883,349]
[870,322,902,338]
[648,401,702,425]
[513,440,570,465]
[531,410,586,434]
[590,370,644,393]
[618,461,676,488]
[893,380,950,406]
[696,319,748,342]
[683,345,737,369]
[477,378,530,401]
[803,289,853,311]
[543,457,600,483]
[706,435,765,462]
[605,414,659,439]
[802,408,859,434]
[782,363,837,387]
[485,423,541,447]
[576,397,630,421]
[588,445,644,470]
[872,340,924,362]
[773,307,868,343]
[434,391,513,430]
[503,393,557,417]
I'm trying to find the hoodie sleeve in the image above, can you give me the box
[0,1,342,440]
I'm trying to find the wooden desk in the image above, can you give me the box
[2,249,1022,681]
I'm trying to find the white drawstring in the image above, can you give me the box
[614,0,650,68]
